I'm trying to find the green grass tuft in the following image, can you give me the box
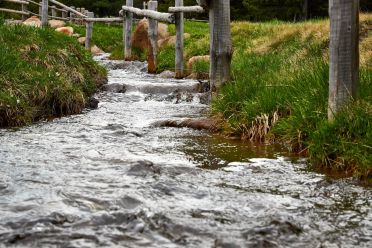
[0,22,107,127]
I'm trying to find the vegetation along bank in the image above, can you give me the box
[75,15,372,181]
[0,17,107,128]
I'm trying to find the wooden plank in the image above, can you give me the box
[4,0,29,5]
[124,0,133,60]
[147,1,158,73]
[209,0,232,95]
[41,0,48,27]
[85,12,94,50]
[122,6,174,23]
[168,6,204,13]
[0,8,29,15]
[49,0,87,17]
[85,17,123,22]
[328,0,360,120]
[175,0,184,78]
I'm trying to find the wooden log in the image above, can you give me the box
[85,12,94,50]
[175,0,184,78]
[168,6,204,13]
[209,0,232,95]
[147,1,158,73]
[27,0,41,6]
[41,0,49,27]
[124,0,133,60]
[85,17,123,22]
[122,6,174,23]
[49,0,87,17]
[196,0,209,9]
[4,0,29,4]
[0,8,29,16]
[328,0,360,120]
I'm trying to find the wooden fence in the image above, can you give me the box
[0,0,224,81]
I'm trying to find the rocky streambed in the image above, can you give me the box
[0,55,370,248]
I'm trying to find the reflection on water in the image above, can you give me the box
[0,55,370,248]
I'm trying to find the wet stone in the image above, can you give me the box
[86,97,99,109]
[101,83,126,93]
[127,161,161,176]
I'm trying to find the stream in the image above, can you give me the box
[0,55,371,248]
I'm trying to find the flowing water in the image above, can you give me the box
[0,55,371,248]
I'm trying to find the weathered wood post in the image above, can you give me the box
[62,10,67,20]
[124,0,133,60]
[147,1,158,73]
[51,5,56,19]
[69,6,75,23]
[39,2,42,17]
[328,0,359,120]
[41,0,49,27]
[208,0,232,95]
[85,12,94,50]
[143,1,147,10]
[175,0,184,78]
[21,3,28,21]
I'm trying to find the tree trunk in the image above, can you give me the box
[302,0,308,21]
[209,0,232,95]
[328,0,359,121]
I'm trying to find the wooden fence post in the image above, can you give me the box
[39,2,42,17]
[41,0,49,27]
[51,5,56,19]
[147,1,158,73]
[21,4,28,21]
[175,0,184,78]
[328,0,359,120]
[62,10,67,20]
[85,12,94,50]
[209,0,232,95]
[124,0,133,60]
[69,6,75,23]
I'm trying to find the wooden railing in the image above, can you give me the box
[0,0,231,87]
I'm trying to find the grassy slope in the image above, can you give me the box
[66,17,372,179]
[0,20,107,127]
[213,16,372,179]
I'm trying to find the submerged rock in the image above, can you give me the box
[101,83,126,93]
[159,70,175,79]
[152,118,221,132]
[127,161,161,176]
[86,97,99,109]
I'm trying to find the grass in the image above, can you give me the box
[212,15,372,180]
[0,17,107,127]
[5,16,371,180]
